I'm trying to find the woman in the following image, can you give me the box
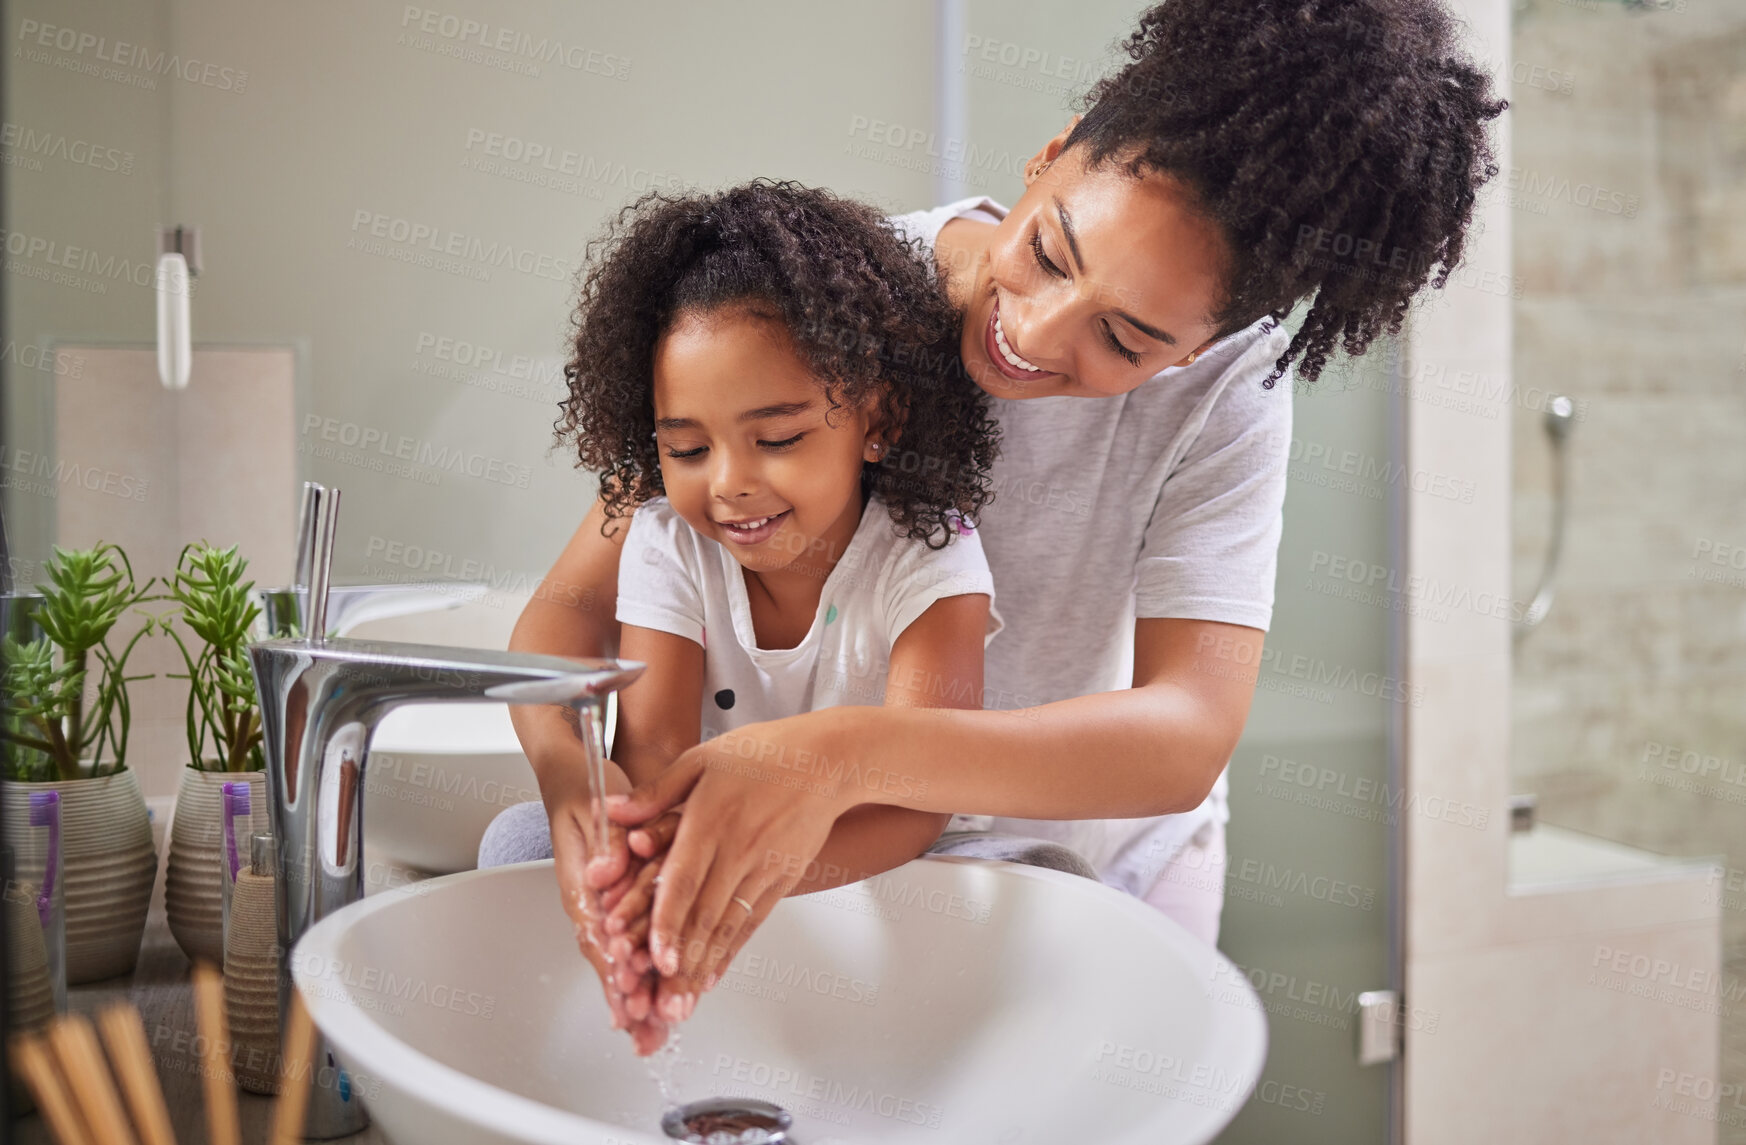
[490,0,1504,1046]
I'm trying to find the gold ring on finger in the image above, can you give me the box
[731,895,754,913]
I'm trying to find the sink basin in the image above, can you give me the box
[364,703,538,873]
[292,857,1268,1145]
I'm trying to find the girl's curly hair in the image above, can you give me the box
[1067,0,1508,385]
[558,180,998,549]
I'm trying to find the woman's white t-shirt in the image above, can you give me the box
[617,496,1002,744]
[889,197,1295,896]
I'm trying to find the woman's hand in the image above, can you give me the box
[606,712,853,1004]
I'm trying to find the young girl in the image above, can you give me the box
[542,180,1003,1046]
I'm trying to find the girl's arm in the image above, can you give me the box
[624,593,990,991]
[507,499,625,788]
[781,591,988,895]
[612,625,704,788]
[609,591,991,997]
[616,592,990,916]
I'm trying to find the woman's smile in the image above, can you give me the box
[984,297,1054,381]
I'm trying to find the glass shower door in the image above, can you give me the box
[1214,339,1404,1144]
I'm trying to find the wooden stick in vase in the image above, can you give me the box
[45,1015,139,1145]
[96,1005,180,1145]
[8,1032,95,1145]
[269,990,319,1145]
[192,961,241,1145]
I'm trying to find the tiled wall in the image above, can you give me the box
[1508,2,1746,1138]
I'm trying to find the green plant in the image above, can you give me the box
[1,543,155,781]
[159,543,264,773]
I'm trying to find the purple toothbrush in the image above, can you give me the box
[222,781,251,882]
[27,791,59,929]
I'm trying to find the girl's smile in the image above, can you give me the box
[714,508,792,546]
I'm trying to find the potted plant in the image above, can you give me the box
[0,542,158,983]
[159,543,272,964]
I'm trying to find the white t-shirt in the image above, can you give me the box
[889,197,1295,896]
[616,496,1002,743]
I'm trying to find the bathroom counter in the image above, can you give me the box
[10,906,389,1144]
[1508,821,1721,893]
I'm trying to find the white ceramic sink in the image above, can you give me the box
[364,703,538,873]
[293,856,1268,1144]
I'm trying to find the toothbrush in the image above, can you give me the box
[222,782,251,883]
[28,791,59,930]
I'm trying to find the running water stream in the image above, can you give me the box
[647,1027,685,1111]
[577,693,679,1115]
[575,699,612,855]
[575,698,760,1139]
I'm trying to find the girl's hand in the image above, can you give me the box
[607,713,851,1000]
[544,767,670,1052]
[627,808,683,860]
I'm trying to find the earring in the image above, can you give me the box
[1184,351,1201,366]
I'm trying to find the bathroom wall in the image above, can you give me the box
[155,0,942,588]
[1508,1,1746,1134]
[1,0,172,576]
[51,345,297,800]
[4,0,942,583]
[0,0,936,782]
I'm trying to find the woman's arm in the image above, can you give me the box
[613,615,1262,982]
[816,616,1260,819]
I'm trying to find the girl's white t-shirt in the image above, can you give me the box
[617,496,1001,746]
[889,197,1295,896]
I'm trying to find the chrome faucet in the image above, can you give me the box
[250,484,642,1138]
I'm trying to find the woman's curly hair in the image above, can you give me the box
[557,180,998,549]
[1067,0,1508,385]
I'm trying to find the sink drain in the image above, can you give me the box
[660,1097,794,1144]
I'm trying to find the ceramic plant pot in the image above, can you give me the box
[1,768,157,983]
[164,767,270,966]
[3,878,56,1034]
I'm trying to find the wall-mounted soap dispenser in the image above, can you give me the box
[156,225,201,390]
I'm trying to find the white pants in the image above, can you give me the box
[1138,818,1227,948]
